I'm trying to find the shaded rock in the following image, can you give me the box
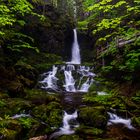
[15,61,39,88]
[78,106,107,128]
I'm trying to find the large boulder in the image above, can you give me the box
[78,106,108,128]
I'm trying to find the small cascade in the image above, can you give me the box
[50,111,79,139]
[64,70,76,92]
[79,78,94,92]
[107,112,135,130]
[60,111,78,133]
[39,65,58,91]
[11,113,31,119]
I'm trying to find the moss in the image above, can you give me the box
[0,92,9,99]
[32,102,63,132]
[76,125,104,136]
[7,98,32,115]
[22,53,63,73]
[132,117,140,127]
[78,106,107,128]
[57,135,82,140]
[0,119,22,140]
[25,89,60,105]
[0,128,18,140]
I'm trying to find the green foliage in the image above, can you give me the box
[80,0,140,45]
[18,117,33,129]
[0,0,41,53]
[0,100,6,107]
[79,0,140,82]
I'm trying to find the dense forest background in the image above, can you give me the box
[0,0,140,140]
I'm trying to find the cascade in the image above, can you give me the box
[107,112,135,130]
[49,111,79,139]
[39,65,58,91]
[39,65,95,93]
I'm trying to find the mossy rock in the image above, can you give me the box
[25,89,60,105]
[0,105,12,118]
[0,128,18,140]
[57,135,82,140]
[132,116,140,127]
[75,125,104,136]
[7,98,32,115]
[31,102,63,131]
[0,119,22,140]
[15,61,38,88]
[6,80,24,97]
[78,106,107,128]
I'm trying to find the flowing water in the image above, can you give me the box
[66,29,81,64]
[39,65,95,93]
[107,112,135,130]
[38,29,137,139]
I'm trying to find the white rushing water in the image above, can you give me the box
[67,29,81,64]
[50,111,79,139]
[39,65,58,91]
[79,78,94,92]
[107,112,135,130]
[11,113,31,119]
[64,70,76,92]
[39,65,95,93]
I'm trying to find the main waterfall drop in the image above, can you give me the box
[69,29,81,64]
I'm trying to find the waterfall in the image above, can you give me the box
[67,29,81,65]
[39,28,95,92]
[71,29,81,64]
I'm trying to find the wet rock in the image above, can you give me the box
[78,106,108,128]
